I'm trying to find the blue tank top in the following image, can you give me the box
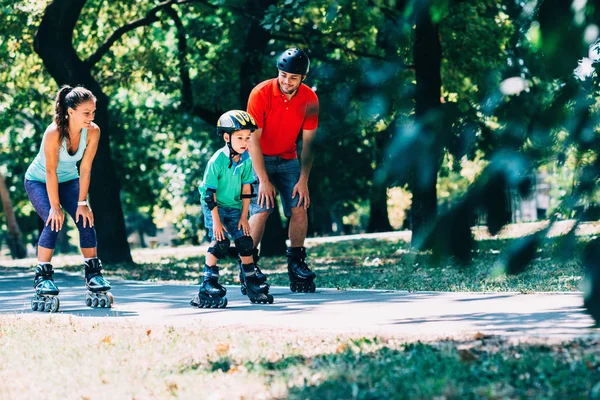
[25,128,88,183]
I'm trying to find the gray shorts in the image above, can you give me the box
[250,156,300,218]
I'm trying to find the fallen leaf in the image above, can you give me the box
[216,343,230,356]
[336,344,348,353]
[101,336,112,345]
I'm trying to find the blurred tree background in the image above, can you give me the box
[1,0,600,301]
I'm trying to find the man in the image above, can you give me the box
[246,47,319,293]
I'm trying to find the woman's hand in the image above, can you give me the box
[76,205,94,228]
[46,207,65,232]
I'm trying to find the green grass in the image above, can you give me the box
[1,317,598,399]
[54,236,588,293]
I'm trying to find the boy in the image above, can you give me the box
[190,110,274,308]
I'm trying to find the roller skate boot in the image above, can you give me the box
[31,263,60,312]
[190,265,228,308]
[84,258,113,308]
[286,246,316,293]
[241,263,273,304]
[238,248,266,295]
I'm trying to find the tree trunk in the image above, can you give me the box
[411,6,442,245]
[367,186,393,232]
[34,0,132,263]
[0,170,26,259]
[239,0,287,255]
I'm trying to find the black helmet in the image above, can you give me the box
[216,110,258,137]
[276,48,310,75]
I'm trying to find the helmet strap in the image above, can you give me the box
[225,134,240,169]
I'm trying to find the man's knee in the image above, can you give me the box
[251,209,272,222]
[290,206,307,219]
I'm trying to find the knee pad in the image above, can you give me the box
[235,236,254,257]
[208,238,230,259]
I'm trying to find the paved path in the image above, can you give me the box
[0,267,596,340]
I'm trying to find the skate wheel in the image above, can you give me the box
[99,298,106,308]
[85,298,92,307]
[267,294,274,304]
[106,292,114,307]
[309,281,316,293]
[240,286,247,296]
[250,297,256,304]
[31,297,38,311]
[44,299,52,312]
[50,297,60,313]
[290,283,297,292]
[92,297,99,307]
[220,297,228,308]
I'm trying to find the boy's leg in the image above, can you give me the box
[228,209,273,304]
[191,206,228,308]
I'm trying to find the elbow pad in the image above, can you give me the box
[204,188,217,210]
[240,183,256,199]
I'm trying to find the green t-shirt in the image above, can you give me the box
[199,146,254,209]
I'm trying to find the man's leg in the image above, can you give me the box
[289,206,308,247]
[278,159,316,292]
[249,211,271,248]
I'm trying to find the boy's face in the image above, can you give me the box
[226,129,252,154]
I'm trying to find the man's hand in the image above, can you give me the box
[292,179,310,209]
[258,180,277,209]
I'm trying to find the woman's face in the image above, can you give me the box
[68,99,96,130]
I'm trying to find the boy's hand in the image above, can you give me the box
[213,220,228,241]
[238,217,250,236]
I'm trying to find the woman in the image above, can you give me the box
[25,85,112,312]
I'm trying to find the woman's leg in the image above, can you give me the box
[58,179,97,257]
[24,179,59,262]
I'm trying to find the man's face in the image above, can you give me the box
[277,70,304,95]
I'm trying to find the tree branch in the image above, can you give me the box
[85,0,181,68]
[163,6,193,110]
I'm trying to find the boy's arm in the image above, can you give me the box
[241,183,252,220]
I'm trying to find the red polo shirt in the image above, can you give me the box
[247,78,319,160]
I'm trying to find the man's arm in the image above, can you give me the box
[299,128,317,183]
[248,128,268,183]
[249,128,276,209]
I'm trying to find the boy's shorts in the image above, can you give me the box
[202,204,246,241]
[250,156,301,218]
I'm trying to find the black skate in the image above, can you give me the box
[190,278,228,309]
[84,258,113,308]
[242,264,274,304]
[287,247,316,293]
[31,264,60,312]
[238,248,266,295]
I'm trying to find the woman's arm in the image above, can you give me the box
[78,123,100,202]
